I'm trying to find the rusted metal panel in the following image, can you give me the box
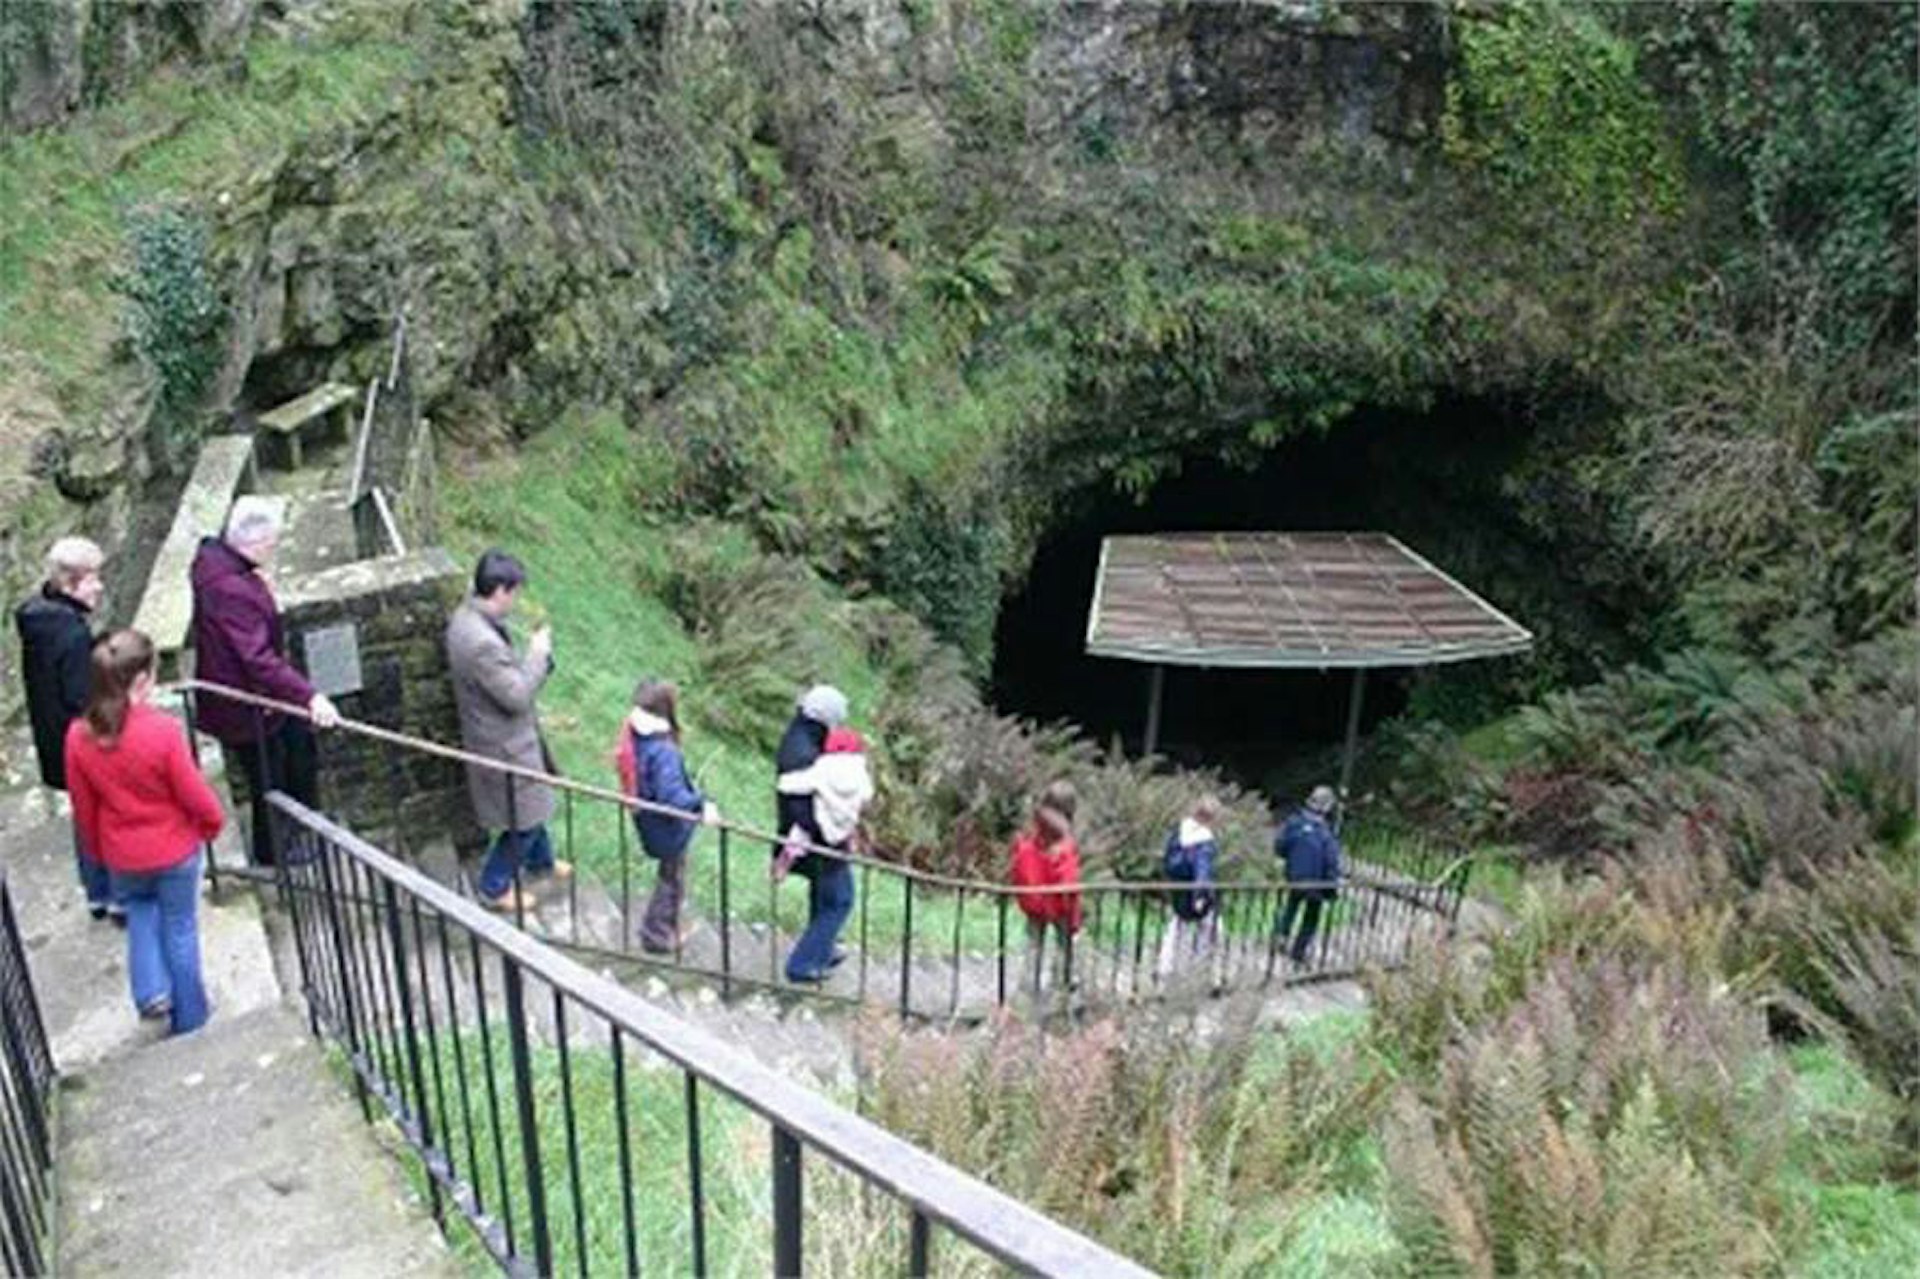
[1086,533,1532,669]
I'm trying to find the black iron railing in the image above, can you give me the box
[266,792,1155,1277]
[179,680,1469,1021]
[0,875,56,1277]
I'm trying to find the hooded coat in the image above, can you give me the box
[188,537,315,744]
[445,599,555,831]
[1163,817,1219,921]
[620,708,705,858]
[1276,808,1341,899]
[14,585,93,788]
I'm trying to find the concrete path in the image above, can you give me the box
[0,780,456,1279]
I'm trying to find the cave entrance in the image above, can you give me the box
[990,399,1543,799]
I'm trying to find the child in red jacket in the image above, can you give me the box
[65,630,224,1035]
[1009,780,1081,1001]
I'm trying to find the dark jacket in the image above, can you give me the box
[188,537,314,745]
[14,586,93,789]
[773,713,830,872]
[1275,810,1341,900]
[630,728,704,858]
[1163,820,1218,922]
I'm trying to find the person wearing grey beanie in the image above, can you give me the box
[776,684,857,981]
[797,684,848,727]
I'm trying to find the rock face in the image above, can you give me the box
[0,0,1447,729]
[0,0,258,133]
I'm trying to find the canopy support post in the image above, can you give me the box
[1336,667,1366,831]
[1143,664,1165,758]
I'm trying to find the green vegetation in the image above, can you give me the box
[7,0,1915,1271]
[119,205,223,472]
[0,16,418,414]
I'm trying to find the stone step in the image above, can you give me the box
[0,790,281,1073]
[57,1003,456,1278]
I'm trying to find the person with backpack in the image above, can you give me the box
[65,630,225,1035]
[1273,784,1342,966]
[1156,795,1221,981]
[615,679,717,954]
[1009,780,1082,1000]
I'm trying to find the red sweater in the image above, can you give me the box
[1009,829,1082,932]
[65,704,225,874]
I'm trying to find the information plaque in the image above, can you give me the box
[302,623,364,698]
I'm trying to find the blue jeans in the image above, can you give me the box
[112,853,209,1035]
[72,824,115,913]
[478,826,555,899]
[785,858,854,981]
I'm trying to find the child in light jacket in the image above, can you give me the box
[774,727,874,878]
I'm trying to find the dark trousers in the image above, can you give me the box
[640,852,687,952]
[1274,890,1326,964]
[234,717,319,867]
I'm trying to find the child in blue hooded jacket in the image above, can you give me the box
[615,679,715,953]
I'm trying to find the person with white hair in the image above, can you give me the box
[15,534,115,917]
[189,495,339,866]
[1272,783,1342,966]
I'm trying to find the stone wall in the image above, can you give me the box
[219,547,479,857]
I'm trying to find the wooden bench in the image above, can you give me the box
[257,381,358,470]
[131,435,258,676]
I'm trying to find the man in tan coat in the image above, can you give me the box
[446,549,569,911]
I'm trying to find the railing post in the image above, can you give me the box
[685,1075,708,1277]
[772,1124,803,1276]
[718,827,732,999]
[250,706,272,870]
[506,772,525,932]
[908,1210,932,1278]
[502,959,553,1276]
[382,878,443,1226]
[899,877,913,1019]
[617,802,632,954]
[995,894,1008,1009]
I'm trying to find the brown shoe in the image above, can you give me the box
[530,860,574,882]
[482,885,535,913]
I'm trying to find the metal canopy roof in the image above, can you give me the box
[1085,532,1533,670]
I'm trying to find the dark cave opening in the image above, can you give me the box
[989,398,1555,797]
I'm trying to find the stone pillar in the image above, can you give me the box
[223,547,479,857]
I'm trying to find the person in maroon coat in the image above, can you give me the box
[189,496,339,866]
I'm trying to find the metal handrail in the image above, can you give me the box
[169,679,1462,900]
[270,793,1155,1276]
[0,873,57,1277]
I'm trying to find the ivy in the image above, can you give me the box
[117,205,226,474]
[1441,1,1682,228]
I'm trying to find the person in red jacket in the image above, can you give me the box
[1009,779,1082,1001]
[66,630,225,1035]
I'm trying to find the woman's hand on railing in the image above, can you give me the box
[700,801,720,826]
[309,693,342,729]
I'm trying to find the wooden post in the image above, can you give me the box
[1336,667,1366,830]
[1143,664,1165,757]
